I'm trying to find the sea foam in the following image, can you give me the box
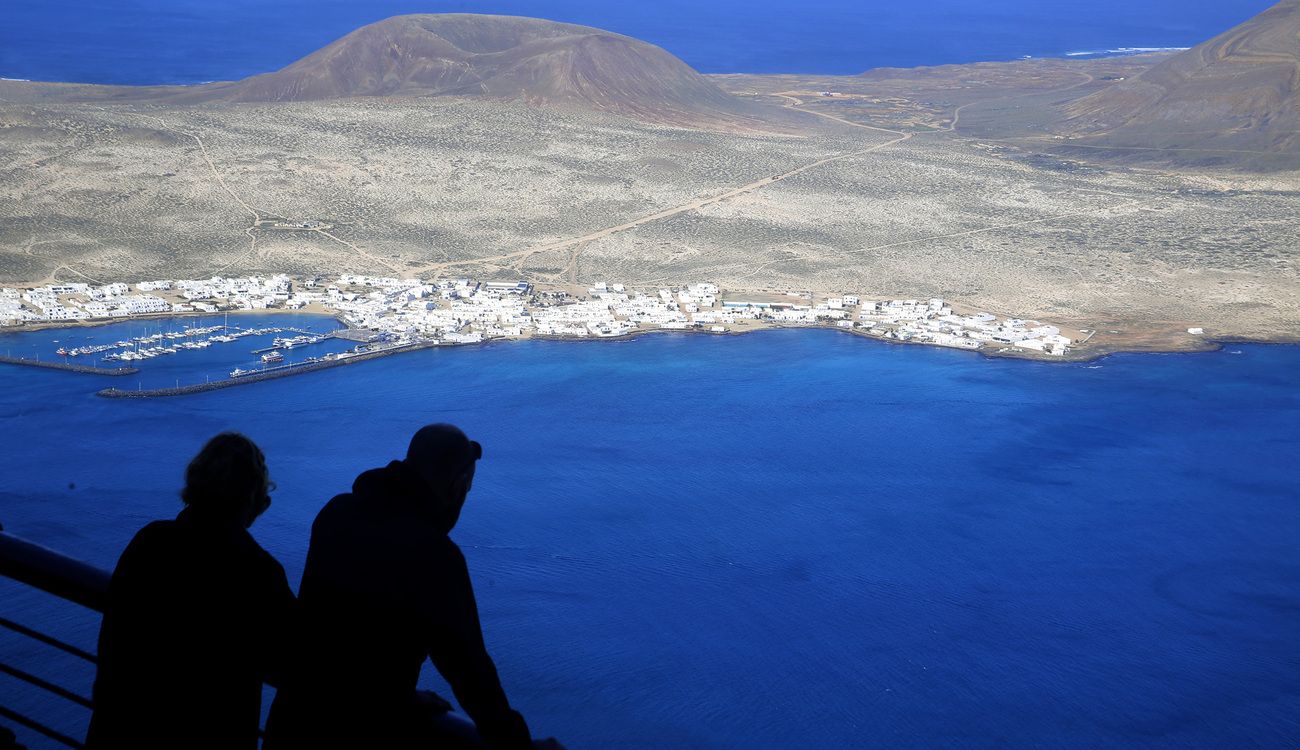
[1064,46,1189,58]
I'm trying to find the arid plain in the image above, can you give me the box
[2,13,1297,351]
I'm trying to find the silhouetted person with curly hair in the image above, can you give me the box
[266,424,562,750]
[87,432,294,750]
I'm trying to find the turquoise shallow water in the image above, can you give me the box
[2,317,1299,748]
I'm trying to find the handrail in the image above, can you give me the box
[0,663,94,709]
[0,705,86,750]
[0,525,108,748]
[0,523,488,748]
[0,528,110,613]
[0,616,97,663]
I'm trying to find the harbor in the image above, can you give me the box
[98,326,328,363]
[0,303,354,391]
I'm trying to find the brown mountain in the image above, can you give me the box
[1061,0,1300,164]
[163,14,788,129]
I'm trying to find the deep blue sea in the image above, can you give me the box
[0,0,1280,83]
[1,316,1298,748]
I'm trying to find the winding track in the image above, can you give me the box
[133,112,272,272]
[130,111,404,275]
[409,96,913,280]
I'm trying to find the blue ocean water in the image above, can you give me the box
[0,0,1279,84]
[1,317,1298,748]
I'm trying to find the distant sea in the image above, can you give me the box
[0,0,1280,84]
[2,318,1298,748]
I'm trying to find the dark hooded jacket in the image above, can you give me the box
[87,506,294,749]
[266,461,532,749]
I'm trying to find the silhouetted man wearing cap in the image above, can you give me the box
[267,424,559,749]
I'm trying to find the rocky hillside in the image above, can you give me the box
[1061,0,1300,164]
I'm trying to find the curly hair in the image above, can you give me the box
[181,433,271,513]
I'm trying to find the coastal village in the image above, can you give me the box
[1,274,1080,365]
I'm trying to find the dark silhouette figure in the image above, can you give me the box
[267,424,560,749]
[87,433,294,750]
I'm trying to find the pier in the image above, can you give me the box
[96,340,434,398]
[249,331,336,354]
[0,355,139,376]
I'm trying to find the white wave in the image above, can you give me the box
[1065,46,1189,58]
[0,77,32,82]
[1115,46,1190,53]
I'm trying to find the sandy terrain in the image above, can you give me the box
[1,55,1297,347]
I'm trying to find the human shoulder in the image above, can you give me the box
[311,491,358,533]
[425,534,468,576]
[441,535,466,562]
[118,519,178,559]
[109,520,183,590]
[131,518,177,542]
[240,528,287,574]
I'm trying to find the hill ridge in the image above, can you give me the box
[1061,0,1300,162]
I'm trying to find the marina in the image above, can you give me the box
[99,326,325,363]
[15,320,341,371]
[0,308,356,392]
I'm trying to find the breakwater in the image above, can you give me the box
[0,355,139,376]
[96,341,433,398]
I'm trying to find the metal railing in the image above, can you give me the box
[0,526,105,748]
[0,523,484,749]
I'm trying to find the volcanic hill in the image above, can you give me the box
[160,14,792,130]
[1060,0,1300,167]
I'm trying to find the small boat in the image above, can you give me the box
[261,351,284,364]
[230,367,251,378]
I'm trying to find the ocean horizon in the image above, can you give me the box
[0,0,1279,85]
[2,317,1298,748]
